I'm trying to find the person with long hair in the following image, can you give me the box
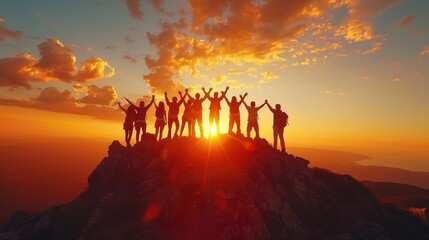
[180,90,194,137]
[225,93,247,135]
[118,101,137,147]
[154,101,167,142]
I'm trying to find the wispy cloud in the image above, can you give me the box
[363,41,384,55]
[124,0,144,20]
[420,46,429,56]
[0,18,22,43]
[396,15,414,28]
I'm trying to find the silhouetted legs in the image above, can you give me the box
[155,120,165,142]
[180,117,189,137]
[247,121,259,139]
[135,121,147,142]
[124,129,133,147]
[194,114,204,138]
[123,121,134,147]
[228,114,241,134]
[209,111,220,136]
[191,119,195,136]
[167,117,179,139]
[273,126,285,152]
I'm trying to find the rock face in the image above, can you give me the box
[1,135,429,240]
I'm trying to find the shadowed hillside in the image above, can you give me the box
[1,135,428,240]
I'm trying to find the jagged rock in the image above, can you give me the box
[410,207,428,224]
[353,221,389,240]
[32,214,51,232]
[1,210,29,233]
[1,135,428,240]
[0,232,20,240]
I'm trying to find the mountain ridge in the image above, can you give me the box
[1,135,428,240]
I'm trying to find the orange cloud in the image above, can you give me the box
[0,53,39,89]
[363,41,383,55]
[125,0,144,20]
[71,43,92,52]
[148,0,166,13]
[123,54,138,63]
[344,0,403,18]
[0,38,115,89]
[258,71,279,84]
[0,18,22,43]
[336,19,377,43]
[0,86,121,120]
[79,85,118,105]
[140,0,401,92]
[75,57,115,82]
[124,36,135,44]
[420,46,429,56]
[124,0,167,20]
[106,45,116,50]
[396,15,414,28]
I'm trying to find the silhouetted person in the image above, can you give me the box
[186,88,210,138]
[225,93,247,135]
[180,95,194,137]
[204,86,229,135]
[154,101,167,142]
[243,100,266,139]
[165,91,185,139]
[125,96,155,143]
[118,101,137,147]
[266,101,288,152]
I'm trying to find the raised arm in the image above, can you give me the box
[220,86,229,100]
[224,95,231,107]
[256,101,267,111]
[125,98,137,108]
[164,92,171,105]
[185,89,194,100]
[144,95,155,110]
[178,91,185,105]
[266,100,275,113]
[238,93,248,106]
[201,87,212,101]
[118,102,126,113]
[243,100,250,110]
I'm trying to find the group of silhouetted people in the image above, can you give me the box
[118,87,288,152]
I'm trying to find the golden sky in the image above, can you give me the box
[1,0,428,167]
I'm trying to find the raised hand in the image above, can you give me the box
[209,87,213,91]
[265,99,268,104]
[152,95,155,100]
[164,92,167,96]
[185,88,189,92]
[226,86,230,91]
[179,91,182,95]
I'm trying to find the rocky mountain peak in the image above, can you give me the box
[1,135,428,240]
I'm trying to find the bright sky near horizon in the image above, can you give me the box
[1,0,428,166]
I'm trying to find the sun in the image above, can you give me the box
[210,125,217,137]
